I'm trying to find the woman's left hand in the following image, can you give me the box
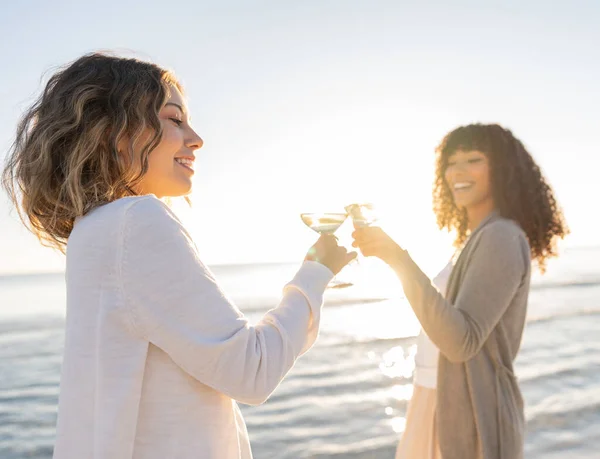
[351,226,404,266]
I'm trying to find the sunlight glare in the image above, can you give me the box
[379,345,417,379]
[390,384,414,401]
[391,417,407,433]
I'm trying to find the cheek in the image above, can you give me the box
[475,164,492,192]
[159,124,183,149]
[443,167,452,185]
[145,148,169,174]
[149,128,183,166]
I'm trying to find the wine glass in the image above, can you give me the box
[344,203,379,283]
[300,212,354,288]
[345,203,378,228]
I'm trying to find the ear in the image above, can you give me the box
[114,134,139,175]
[116,135,129,157]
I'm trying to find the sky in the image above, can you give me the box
[0,0,598,275]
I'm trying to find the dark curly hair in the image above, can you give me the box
[433,123,568,272]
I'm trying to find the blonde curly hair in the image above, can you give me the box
[2,52,182,253]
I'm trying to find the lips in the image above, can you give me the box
[175,157,194,173]
[453,181,474,191]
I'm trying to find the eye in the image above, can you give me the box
[468,158,483,164]
[447,160,457,167]
[169,118,183,127]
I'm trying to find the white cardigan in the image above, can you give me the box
[52,195,333,459]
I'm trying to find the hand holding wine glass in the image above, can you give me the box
[304,234,356,275]
[300,212,357,287]
[351,225,404,267]
[345,203,378,228]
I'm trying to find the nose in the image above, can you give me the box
[445,163,468,185]
[447,160,469,177]
[186,127,203,151]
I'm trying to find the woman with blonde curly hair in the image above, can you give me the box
[352,124,568,459]
[2,53,354,459]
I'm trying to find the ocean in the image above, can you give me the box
[0,247,599,458]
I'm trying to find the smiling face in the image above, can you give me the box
[133,86,203,198]
[444,149,495,225]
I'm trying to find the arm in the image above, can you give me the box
[390,222,528,362]
[119,197,333,405]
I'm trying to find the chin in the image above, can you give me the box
[174,188,193,198]
[453,194,480,209]
[165,182,193,198]
[453,199,468,209]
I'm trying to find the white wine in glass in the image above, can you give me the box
[300,213,348,234]
[300,212,353,288]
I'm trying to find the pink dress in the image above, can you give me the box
[395,261,453,459]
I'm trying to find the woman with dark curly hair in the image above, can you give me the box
[2,53,354,459]
[352,124,567,459]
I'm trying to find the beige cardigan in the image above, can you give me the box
[392,211,531,459]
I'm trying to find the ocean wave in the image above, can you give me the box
[318,334,417,348]
[519,357,600,386]
[527,308,600,324]
[239,296,391,312]
[531,279,600,291]
[526,391,600,429]
[238,279,600,312]
[324,297,391,307]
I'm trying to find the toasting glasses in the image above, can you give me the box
[300,203,378,288]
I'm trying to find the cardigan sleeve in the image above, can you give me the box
[393,220,529,363]
[118,196,333,405]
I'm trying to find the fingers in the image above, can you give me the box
[351,226,384,242]
[318,233,339,247]
[351,230,381,247]
[354,243,378,257]
[325,237,357,263]
[352,239,388,257]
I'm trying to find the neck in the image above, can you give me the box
[466,200,496,231]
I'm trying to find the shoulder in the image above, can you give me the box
[73,194,187,244]
[120,195,189,243]
[482,217,524,239]
[77,194,173,225]
[70,195,164,243]
[84,195,182,237]
[121,194,177,222]
[115,196,199,271]
[475,217,531,265]
[481,217,527,245]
